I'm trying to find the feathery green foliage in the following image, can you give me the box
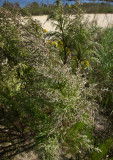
[0,2,113,159]
[0,7,100,160]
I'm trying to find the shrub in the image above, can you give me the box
[0,7,99,159]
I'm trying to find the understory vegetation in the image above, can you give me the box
[0,1,113,160]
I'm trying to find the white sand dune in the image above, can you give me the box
[32,14,113,31]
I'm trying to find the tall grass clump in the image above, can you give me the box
[93,27,113,117]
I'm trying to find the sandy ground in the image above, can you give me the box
[32,14,113,31]
[13,151,38,160]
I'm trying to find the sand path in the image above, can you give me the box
[32,14,113,31]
